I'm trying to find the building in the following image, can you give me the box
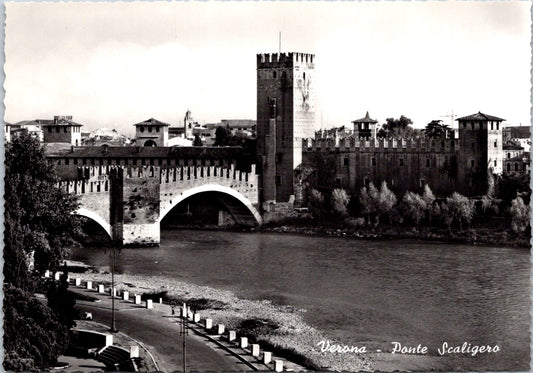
[133,118,170,147]
[220,119,256,135]
[257,52,316,205]
[6,120,44,142]
[352,112,378,139]
[503,142,530,176]
[38,115,83,146]
[184,110,197,140]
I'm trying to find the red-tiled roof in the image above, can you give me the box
[352,111,378,124]
[133,118,171,127]
[38,118,84,127]
[456,112,505,122]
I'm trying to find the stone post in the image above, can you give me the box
[251,344,260,357]
[44,270,50,278]
[274,360,283,372]
[123,291,129,301]
[55,272,61,281]
[130,346,139,358]
[135,295,142,305]
[146,299,153,309]
[205,318,212,330]
[217,324,225,335]
[86,281,92,290]
[193,313,200,323]
[75,278,82,286]
[98,284,105,293]
[228,331,236,342]
[263,351,272,365]
[240,337,248,349]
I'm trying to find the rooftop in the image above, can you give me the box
[133,118,171,127]
[352,112,378,124]
[456,112,505,122]
[38,115,84,127]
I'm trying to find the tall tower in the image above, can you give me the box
[456,112,504,196]
[257,52,316,204]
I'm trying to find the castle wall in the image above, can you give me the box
[303,138,457,196]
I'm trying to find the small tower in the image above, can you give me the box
[184,110,195,140]
[133,118,169,147]
[352,112,377,139]
[456,112,504,196]
[257,52,316,204]
[40,115,83,146]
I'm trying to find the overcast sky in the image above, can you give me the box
[4,1,531,136]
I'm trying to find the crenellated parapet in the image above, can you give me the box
[303,137,457,153]
[257,52,315,68]
[160,164,257,186]
[59,179,110,195]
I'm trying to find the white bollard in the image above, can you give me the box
[55,272,61,281]
[193,313,200,323]
[251,344,260,357]
[75,278,81,286]
[228,331,236,342]
[274,360,283,372]
[217,324,225,335]
[86,281,92,290]
[263,351,272,365]
[205,318,212,330]
[146,299,153,309]
[130,345,139,358]
[135,295,142,305]
[240,337,248,349]
[123,291,129,301]
[110,287,117,297]
[44,270,50,278]
[159,297,163,304]
[98,284,105,293]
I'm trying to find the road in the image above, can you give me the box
[74,289,249,372]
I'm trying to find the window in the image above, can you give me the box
[507,163,511,172]
[515,163,519,171]
[335,178,341,187]
[399,158,404,166]
[140,126,144,133]
[56,127,60,133]
[420,179,426,187]
[364,178,370,187]
[470,159,475,168]
[507,153,511,159]
[494,141,497,147]
[496,123,499,130]
[91,158,95,165]
[148,127,152,133]
[276,153,282,163]
[494,160,497,167]
[463,122,467,129]
[371,157,376,166]
[273,71,277,79]
[65,158,69,165]
[441,141,444,148]
[275,175,281,186]
[471,142,475,150]
[142,158,146,166]
[150,158,155,165]
[491,122,494,130]
[82,158,87,165]
[343,158,349,166]
[426,159,430,167]
[64,127,67,133]
[73,158,78,165]
[156,126,160,132]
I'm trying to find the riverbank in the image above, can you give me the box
[69,263,373,372]
[166,217,529,249]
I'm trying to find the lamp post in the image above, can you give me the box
[110,243,118,333]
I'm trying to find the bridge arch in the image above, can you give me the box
[159,184,262,225]
[75,207,113,239]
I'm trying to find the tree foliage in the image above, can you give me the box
[401,192,426,227]
[308,188,325,220]
[510,196,529,234]
[377,116,414,138]
[331,188,350,216]
[359,181,397,225]
[4,131,81,371]
[445,192,475,229]
[424,120,450,138]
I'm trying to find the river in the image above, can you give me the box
[71,229,530,371]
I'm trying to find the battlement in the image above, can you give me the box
[60,179,109,195]
[303,137,457,153]
[160,164,257,184]
[257,52,315,68]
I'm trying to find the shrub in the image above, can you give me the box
[331,188,350,216]
[510,196,529,234]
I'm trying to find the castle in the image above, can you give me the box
[256,52,521,202]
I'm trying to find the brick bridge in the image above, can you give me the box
[61,165,260,246]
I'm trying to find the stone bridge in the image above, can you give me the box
[61,165,260,246]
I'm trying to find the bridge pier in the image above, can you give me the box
[121,223,160,247]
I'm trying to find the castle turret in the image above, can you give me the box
[257,52,316,204]
[352,112,378,139]
[456,112,504,196]
[133,118,169,147]
[184,110,195,140]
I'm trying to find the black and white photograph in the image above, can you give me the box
[3,1,531,372]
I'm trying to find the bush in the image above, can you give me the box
[401,191,426,227]
[445,192,475,229]
[331,188,350,216]
[308,188,326,220]
[510,196,529,234]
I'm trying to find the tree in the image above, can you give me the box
[5,131,82,279]
[424,120,450,138]
[193,134,203,146]
[510,196,529,234]
[4,131,81,371]
[422,185,436,224]
[377,115,414,138]
[359,181,397,225]
[445,192,475,230]
[214,126,230,146]
[308,188,325,220]
[401,191,426,227]
[331,188,350,216]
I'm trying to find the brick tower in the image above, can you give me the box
[257,52,316,205]
[456,112,504,196]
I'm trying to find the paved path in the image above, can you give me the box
[73,288,249,372]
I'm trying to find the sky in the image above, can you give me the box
[4,1,531,136]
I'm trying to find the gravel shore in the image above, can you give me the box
[72,268,373,372]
